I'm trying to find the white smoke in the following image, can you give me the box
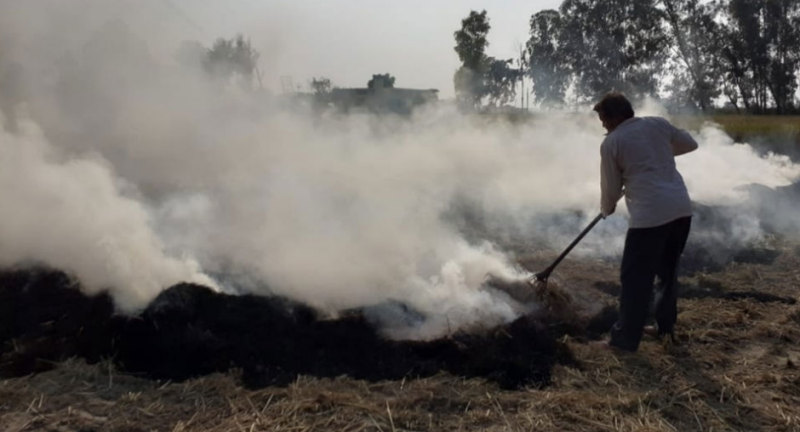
[0,115,215,311]
[1,1,799,337]
[679,125,799,204]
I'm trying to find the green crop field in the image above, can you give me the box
[673,115,800,155]
[715,116,799,157]
[710,115,799,139]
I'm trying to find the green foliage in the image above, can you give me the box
[517,0,799,113]
[564,0,667,102]
[527,9,570,106]
[524,0,668,105]
[709,0,800,113]
[367,74,396,89]
[453,10,520,108]
[763,0,800,114]
[453,10,491,107]
[661,0,722,111]
[454,10,491,71]
[675,114,800,152]
[484,59,522,107]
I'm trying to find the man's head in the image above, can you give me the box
[593,92,635,133]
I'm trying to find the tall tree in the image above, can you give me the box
[764,0,800,113]
[526,9,570,106]
[454,10,491,70]
[453,10,491,107]
[660,0,722,111]
[710,0,755,111]
[557,0,591,105]
[453,10,519,108]
[558,0,668,102]
[728,0,771,112]
[484,58,521,107]
[713,0,799,113]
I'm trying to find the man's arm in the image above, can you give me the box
[671,126,698,156]
[651,117,699,156]
[600,139,623,218]
[658,118,698,156]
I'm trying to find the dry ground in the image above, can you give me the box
[1,241,799,432]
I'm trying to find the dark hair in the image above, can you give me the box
[593,92,634,120]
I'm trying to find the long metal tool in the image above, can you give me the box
[530,213,604,285]
[484,212,606,310]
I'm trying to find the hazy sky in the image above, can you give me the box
[163,0,562,98]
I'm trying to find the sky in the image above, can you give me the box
[162,0,563,98]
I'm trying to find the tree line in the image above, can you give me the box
[455,0,800,114]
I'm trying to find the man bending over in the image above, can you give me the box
[594,92,698,352]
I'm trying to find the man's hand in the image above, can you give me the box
[600,190,624,218]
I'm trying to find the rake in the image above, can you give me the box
[528,213,604,309]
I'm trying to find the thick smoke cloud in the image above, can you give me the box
[1,1,798,337]
[0,115,215,311]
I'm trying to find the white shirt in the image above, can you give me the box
[600,116,698,229]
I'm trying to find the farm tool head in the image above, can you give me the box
[526,213,604,311]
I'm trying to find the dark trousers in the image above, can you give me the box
[610,216,692,351]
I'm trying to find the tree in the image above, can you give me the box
[453,10,491,107]
[367,74,396,89]
[527,9,570,106]
[764,0,800,113]
[556,0,591,105]
[454,10,491,70]
[310,77,332,95]
[706,0,800,114]
[660,0,722,111]
[710,0,756,112]
[713,0,800,114]
[557,0,668,103]
[484,58,521,106]
[204,34,260,89]
[725,0,772,113]
[453,10,519,108]
[310,77,332,107]
[519,0,800,112]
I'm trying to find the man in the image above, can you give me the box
[594,92,698,352]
